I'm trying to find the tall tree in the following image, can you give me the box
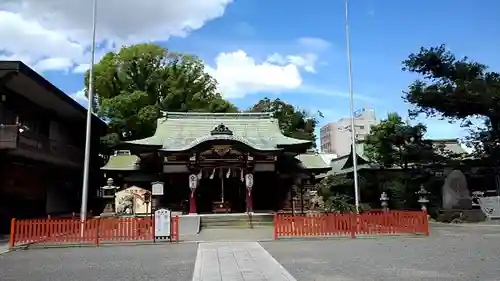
[249,98,321,145]
[363,112,437,169]
[363,112,439,207]
[85,43,238,148]
[402,44,500,159]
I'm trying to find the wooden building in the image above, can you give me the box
[101,112,331,214]
[0,61,105,233]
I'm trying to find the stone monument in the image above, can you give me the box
[442,170,472,209]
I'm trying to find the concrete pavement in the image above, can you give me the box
[0,243,8,255]
[1,225,500,280]
[0,235,9,255]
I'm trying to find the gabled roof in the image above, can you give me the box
[126,112,311,152]
[316,144,371,178]
[431,139,467,155]
[318,139,469,179]
[101,154,140,171]
[295,152,335,170]
[0,61,105,129]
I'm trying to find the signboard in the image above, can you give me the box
[154,208,171,237]
[152,182,164,196]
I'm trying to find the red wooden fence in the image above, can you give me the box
[9,216,179,248]
[274,211,429,239]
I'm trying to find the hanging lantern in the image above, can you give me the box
[245,174,254,194]
[189,174,198,197]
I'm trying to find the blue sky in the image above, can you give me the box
[2,0,499,144]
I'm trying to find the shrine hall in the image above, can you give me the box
[100,112,332,215]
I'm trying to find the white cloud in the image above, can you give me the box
[69,88,87,106]
[33,57,74,72]
[73,64,90,74]
[207,50,376,100]
[0,0,233,72]
[267,53,318,73]
[286,54,318,73]
[297,37,331,52]
[299,85,376,101]
[206,50,303,99]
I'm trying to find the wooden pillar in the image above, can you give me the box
[246,190,253,213]
[189,194,197,214]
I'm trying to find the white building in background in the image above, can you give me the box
[319,107,379,156]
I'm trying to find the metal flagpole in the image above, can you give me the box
[80,0,98,227]
[344,0,361,213]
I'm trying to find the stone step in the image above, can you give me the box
[201,215,274,222]
[201,222,274,229]
[201,220,273,226]
[200,214,274,229]
[202,225,273,229]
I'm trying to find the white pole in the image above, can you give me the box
[80,0,98,226]
[345,0,360,213]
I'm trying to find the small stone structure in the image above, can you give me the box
[115,186,152,215]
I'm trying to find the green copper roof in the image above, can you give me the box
[126,112,311,152]
[101,155,140,171]
[295,153,333,170]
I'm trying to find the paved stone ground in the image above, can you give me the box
[0,243,198,281]
[262,225,500,281]
[193,242,296,281]
[0,243,8,255]
[0,235,9,255]
[1,225,500,280]
[182,228,275,242]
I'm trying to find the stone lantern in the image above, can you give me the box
[98,178,119,215]
[380,191,389,212]
[416,184,430,213]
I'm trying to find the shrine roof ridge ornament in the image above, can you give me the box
[210,123,233,136]
[161,111,272,120]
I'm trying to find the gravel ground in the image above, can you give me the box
[262,226,500,281]
[0,243,198,281]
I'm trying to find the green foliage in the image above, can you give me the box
[402,44,500,160]
[250,98,320,145]
[85,43,238,147]
[323,194,357,213]
[315,174,372,212]
[363,112,439,169]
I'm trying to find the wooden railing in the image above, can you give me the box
[9,216,180,248]
[0,124,18,149]
[274,211,429,239]
[18,132,84,161]
[0,124,83,161]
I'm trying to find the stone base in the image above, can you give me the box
[99,212,116,218]
[438,209,486,223]
[102,203,115,214]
